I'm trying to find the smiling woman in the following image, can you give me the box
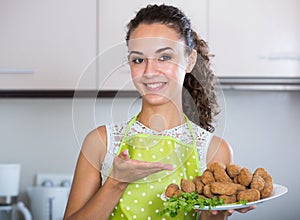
[63,4,254,220]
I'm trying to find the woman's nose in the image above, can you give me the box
[144,58,158,76]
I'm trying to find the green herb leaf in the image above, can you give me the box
[158,193,250,218]
[158,192,224,217]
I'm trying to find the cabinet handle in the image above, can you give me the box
[0,68,35,74]
[260,56,300,61]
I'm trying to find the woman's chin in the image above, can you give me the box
[142,92,171,105]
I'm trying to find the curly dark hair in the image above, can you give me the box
[126,4,220,132]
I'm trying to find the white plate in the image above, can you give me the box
[161,183,288,211]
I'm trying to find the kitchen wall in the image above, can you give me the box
[220,90,300,220]
[0,90,299,220]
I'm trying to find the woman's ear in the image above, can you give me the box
[186,49,197,73]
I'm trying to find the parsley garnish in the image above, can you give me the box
[158,192,224,217]
[158,192,248,218]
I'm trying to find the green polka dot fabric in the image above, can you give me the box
[109,115,201,220]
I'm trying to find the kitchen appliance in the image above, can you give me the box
[0,163,20,204]
[0,163,32,220]
[27,186,70,220]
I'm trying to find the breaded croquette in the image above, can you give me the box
[237,189,260,202]
[165,183,180,197]
[201,170,215,185]
[207,162,226,172]
[214,168,233,183]
[237,168,253,187]
[226,164,241,178]
[210,182,237,195]
[181,179,196,193]
[250,175,265,191]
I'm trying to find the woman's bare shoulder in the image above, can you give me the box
[206,135,233,166]
[81,125,108,167]
[84,125,107,145]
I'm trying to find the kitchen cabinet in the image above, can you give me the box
[208,0,300,78]
[4,0,297,94]
[0,0,97,90]
[98,0,207,91]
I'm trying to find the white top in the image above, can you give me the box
[101,119,213,183]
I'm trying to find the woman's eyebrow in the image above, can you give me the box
[155,47,174,53]
[128,51,143,57]
[128,47,175,57]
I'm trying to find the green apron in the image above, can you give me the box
[109,114,201,220]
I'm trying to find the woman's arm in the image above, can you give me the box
[63,126,128,220]
[206,136,233,168]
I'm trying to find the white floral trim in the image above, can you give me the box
[102,119,212,183]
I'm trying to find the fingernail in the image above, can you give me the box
[168,164,174,170]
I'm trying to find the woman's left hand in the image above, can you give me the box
[234,205,256,214]
[199,206,256,219]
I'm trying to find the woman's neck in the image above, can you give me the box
[137,102,185,131]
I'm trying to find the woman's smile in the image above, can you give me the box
[144,82,167,91]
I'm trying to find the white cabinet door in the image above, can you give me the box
[0,0,97,90]
[208,0,300,77]
[98,0,207,91]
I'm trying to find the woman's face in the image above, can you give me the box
[127,23,193,105]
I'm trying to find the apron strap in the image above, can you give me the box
[122,114,139,140]
[184,114,196,147]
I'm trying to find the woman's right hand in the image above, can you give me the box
[110,150,174,183]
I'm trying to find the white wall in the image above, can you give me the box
[222,90,300,220]
[0,91,299,219]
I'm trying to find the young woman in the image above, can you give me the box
[64,4,254,220]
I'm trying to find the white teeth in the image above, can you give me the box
[146,83,163,89]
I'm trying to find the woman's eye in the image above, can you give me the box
[132,58,144,64]
[158,55,171,61]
